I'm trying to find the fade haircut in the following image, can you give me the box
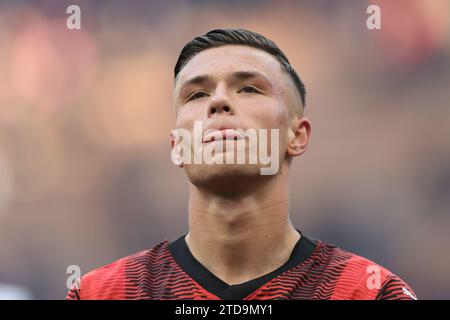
[174,28,306,107]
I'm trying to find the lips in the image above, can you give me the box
[202,128,244,143]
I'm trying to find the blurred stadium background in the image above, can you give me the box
[0,0,449,299]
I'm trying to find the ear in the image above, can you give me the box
[170,130,184,168]
[286,116,311,158]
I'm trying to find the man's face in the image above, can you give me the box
[172,45,303,189]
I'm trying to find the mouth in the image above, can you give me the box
[202,128,245,143]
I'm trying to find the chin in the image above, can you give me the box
[185,163,263,190]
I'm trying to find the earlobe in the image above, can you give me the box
[170,131,184,168]
[286,117,311,158]
[172,152,184,167]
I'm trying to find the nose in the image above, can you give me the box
[207,85,234,117]
[208,103,231,116]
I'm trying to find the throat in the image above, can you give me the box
[184,225,301,286]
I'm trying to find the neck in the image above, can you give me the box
[185,162,300,285]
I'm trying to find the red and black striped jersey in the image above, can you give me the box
[66,231,417,300]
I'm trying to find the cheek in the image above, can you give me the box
[243,98,289,130]
[176,105,204,130]
[242,100,289,154]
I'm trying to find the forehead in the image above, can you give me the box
[175,45,285,88]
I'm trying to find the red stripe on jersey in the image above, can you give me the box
[66,234,416,300]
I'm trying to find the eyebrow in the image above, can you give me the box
[232,70,267,82]
[177,70,271,97]
[179,74,212,93]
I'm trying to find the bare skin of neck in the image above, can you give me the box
[185,162,300,286]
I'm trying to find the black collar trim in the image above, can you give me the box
[168,229,317,300]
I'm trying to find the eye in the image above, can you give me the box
[238,85,261,94]
[186,91,209,102]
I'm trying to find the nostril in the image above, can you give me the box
[223,106,230,112]
[211,107,216,114]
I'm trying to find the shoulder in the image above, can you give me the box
[310,239,417,300]
[66,239,171,300]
